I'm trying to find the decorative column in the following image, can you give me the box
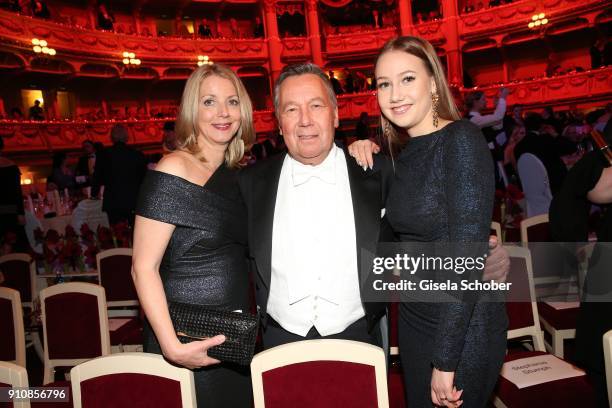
[397,0,413,36]
[50,95,59,120]
[441,0,462,87]
[42,90,58,120]
[500,45,509,83]
[101,99,108,118]
[87,0,97,30]
[262,0,283,82]
[133,7,142,35]
[305,0,324,67]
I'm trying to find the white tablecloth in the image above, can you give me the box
[40,215,72,233]
[24,199,110,253]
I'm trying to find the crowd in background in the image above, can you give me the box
[465,87,610,194]
[0,0,551,39]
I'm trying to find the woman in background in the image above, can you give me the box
[132,63,255,407]
[47,151,76,193]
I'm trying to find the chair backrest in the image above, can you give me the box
[96,248,138,308]
[70,199,110,233]
[70,352,196,408]
[604,329,612,408]
[0,287,26,367]
[520,214,550,244]
[0,361,30,408]
[0,253,37,308]
[251,339,389,408]
[517,153,552,217]
[41,282,111,366]
[519,214,565,289]
[504,245,545,351]
[491,221,503,244]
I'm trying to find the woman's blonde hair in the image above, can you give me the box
[376,36,461,149]
[175,63,255,168]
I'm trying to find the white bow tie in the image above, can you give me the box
[292,161,336,186]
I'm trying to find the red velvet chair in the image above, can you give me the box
[96,248,143,352]
[40,282,111,384]
[96,248,138,311]
[0,361,29,408]
[0,361,72,408]
[504,246,546,351]
[70,352,196,408]
[0,253,37,309]
[251,339,389,408]
[0,287,26,367]
[536,301,579,358]
[493,246,595,407]
[520,214,551,244]
[520,215,579,358]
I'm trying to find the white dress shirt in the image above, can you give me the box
[268,145,365,337]
[468,97,507,130]
[469,97,507,149]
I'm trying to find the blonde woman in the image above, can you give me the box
[349,37,507,407]
[132,63,255,407]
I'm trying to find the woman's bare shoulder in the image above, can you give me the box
[155,151,193,179]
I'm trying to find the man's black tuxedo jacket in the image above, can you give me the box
[238,148,395,332]
[513,131,576,195]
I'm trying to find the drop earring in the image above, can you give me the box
[431,91,440,128]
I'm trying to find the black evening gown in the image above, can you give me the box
[385,120,508,407]
[136,166,252,408]
[552,149,612,406]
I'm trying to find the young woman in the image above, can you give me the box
[350,36,507,407]
[132,63,255,407]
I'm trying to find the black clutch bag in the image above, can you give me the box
[168,301,259,366]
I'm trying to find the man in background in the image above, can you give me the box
[93,125,146,226]
[514,113,576,195]
[28,100,44,120]
[466,88,509,187]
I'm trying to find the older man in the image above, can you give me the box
[239,63,508,348]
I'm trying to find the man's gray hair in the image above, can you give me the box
[110,124,129,144]
[273,63,337,118]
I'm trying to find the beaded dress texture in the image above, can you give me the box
[136,166,251,408]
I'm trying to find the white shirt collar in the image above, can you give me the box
[289,144,338,186]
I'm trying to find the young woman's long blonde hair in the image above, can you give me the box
[174,63,255,168]
[376,36,461,150]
